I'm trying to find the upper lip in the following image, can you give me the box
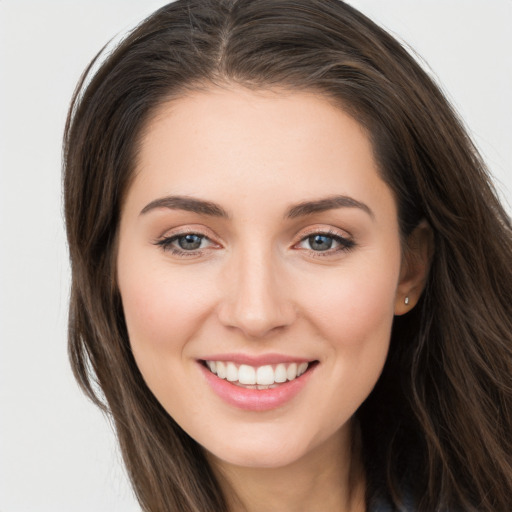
[199,353,315,366]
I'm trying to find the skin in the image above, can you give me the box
[117,85,432,512]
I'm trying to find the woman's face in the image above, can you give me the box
[117,86,417,469]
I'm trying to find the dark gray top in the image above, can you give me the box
[371,491,416,512]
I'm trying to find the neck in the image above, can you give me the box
[209,422,366,512]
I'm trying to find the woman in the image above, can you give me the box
[63,0,512,510]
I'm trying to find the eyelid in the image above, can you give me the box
[153,224,223,255]
[292,225,356,255]
[293,224,353,244]
[155,223,218,239]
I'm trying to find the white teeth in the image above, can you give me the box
[256,365,274,385]
[286,363,298,381]
[216,361,226,379]
[205,360,311,386]
[297,362,308,376]
[238,364,256,385]
[226,362,238,382]
[274,363,288,383]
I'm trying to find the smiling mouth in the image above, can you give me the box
[201,360,317,390]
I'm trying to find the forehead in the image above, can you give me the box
[127,85,395,221]
[138,85,370,164]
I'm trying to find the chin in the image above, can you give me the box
[202,425,336,470]
[209,444,306,470]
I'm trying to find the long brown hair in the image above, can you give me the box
[63,1,512,510]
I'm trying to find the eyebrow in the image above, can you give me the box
[139,194,374,220]
[140,196,229,218]
[285,195,374,220]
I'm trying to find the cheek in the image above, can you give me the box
[299,259,399,347]
[292,262,399,430]
[117,251,215,359]
[296,250,400,399]
[117,257,218,417]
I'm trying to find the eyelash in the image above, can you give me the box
[154,229,355,258]
[295,229,355,257]
[154,232,217,257]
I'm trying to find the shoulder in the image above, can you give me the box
[370,491,416,512]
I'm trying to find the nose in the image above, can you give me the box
[216,246,296,339]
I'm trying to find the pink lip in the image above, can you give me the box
[198,360,317,412]
[200,353,312,366]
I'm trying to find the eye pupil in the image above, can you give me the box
[309,234,333,251]
[178,234,203,250]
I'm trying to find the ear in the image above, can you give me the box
[394,219,434,315]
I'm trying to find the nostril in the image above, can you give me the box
[217,301,296,339]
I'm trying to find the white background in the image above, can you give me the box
[0,1,510,511]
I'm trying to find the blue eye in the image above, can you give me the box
[155,233,212,254]
[308,234,334,251]
[176,234,204,250]
[297,231,354,254]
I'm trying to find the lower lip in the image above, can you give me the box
[199,362,316,412]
